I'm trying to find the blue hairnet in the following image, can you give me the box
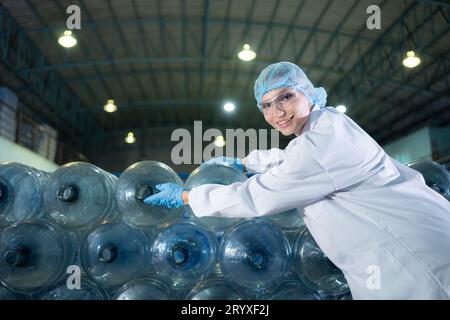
[254,61,327,110]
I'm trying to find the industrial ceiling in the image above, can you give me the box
[0,0,449,162]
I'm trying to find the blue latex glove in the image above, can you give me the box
[201,157,244,172]
[143,183,186,209]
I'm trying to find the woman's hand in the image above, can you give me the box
[181,190,189,205]
[143,183,187,208]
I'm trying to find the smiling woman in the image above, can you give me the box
[260,87,313,136]
[255,62,328,137]
[146,61,450,300]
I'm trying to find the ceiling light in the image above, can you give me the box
[402,51,421,69]
[224,102,235,112]
[125,132,136,144]
[336,105,347,113]
[214,135,226,148]
[58,30,77,48]
[238,44,256,61]
[103,99,117,113]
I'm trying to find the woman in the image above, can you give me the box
[144,61,450,299]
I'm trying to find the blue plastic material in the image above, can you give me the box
[186,277,247,300]
[44,162,119,230]
[39,279,109,300]
[0,219,76,293]
[405,159,450,201]
[263,279,323,300]
[184,163,247,234]
[116,161,184,228]
[151,222,218,290]
[81,222,151,288]
[113,278,172,300]
[293,228,350,296]
[0,163,48,227]
[219,219,291,293]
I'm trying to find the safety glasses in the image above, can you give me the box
[258,88,300,115]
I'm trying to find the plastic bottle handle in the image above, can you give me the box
[57,185,79,202]
[4,246,31,267]
[171,245,189,265]
[248,251,267,270]
[97,244,118,263]
[135,184,156,201]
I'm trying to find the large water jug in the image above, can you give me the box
[0,219,76,293]
[262,278,323,300]
[219,219,291,294]
[44,162,119,230]
[80,222,151,288]
[39,279,109,300]
[0,284,28,300]
[151,221,218,290]
[293,228,350,296]
[113,277,172,300]
[405,159,450,201]
[0,162,48,227]
[264,208,305,231]
[326,292,353,300]
[184,163,247,234]
[186,277,246,300]
[116,161,184,228]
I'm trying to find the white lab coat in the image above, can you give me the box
[189,105,450,300]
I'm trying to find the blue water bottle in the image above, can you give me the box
[116,161,185,228]
[262,278,323,300]
[405,159,450,201]
[0,219,76,293]
[80,222,151,288]
[184,163,247,234]
[263,208,305,231]
[0,162,48,227]
[113,277,172,300]
[44,162,120,230]
[186,276,247,300]
[219,219,291,295]
[39,279,109,300]
[150,221,218,290]
[293,228,350,296]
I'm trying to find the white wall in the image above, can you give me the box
[0,136,59,171]
[430,126,450,160]
[382,126,432,163]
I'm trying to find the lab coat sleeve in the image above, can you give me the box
[243,148,286,174]
[188,137,336,218]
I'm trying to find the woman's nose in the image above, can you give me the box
[274,105,286,117]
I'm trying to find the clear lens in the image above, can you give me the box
[261,89,298,115]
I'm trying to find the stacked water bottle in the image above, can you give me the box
[1,159,449,300]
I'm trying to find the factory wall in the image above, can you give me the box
[383,125,450,164]
[382,127,432,163]
[429,126,450,161]
[0,135,59,172]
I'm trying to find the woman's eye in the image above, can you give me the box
[281,93,293,101]
[262,103,271,109]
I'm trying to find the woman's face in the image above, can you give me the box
[261,87,312,136]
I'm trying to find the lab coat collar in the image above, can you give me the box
[296,104,322,136]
